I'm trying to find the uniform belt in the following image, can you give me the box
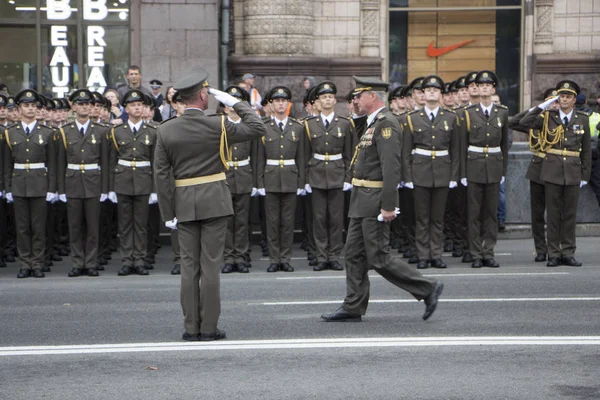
[227,158,250,167]
[67,163,100,171]
[532,151,546,158]
[14,163,45,170]
[468,145,501,154]
[266,159,295,166]
[546,148,580,157]
[175,172,226,187]
[118,159,151,168]
[313,153,342,161]
[412,148,449,157]
[351,178,384,188]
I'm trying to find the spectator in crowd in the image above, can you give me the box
[150,79,164,107]
[117,65,153,100]
[243,73,262,113]
[303,76,316,90]
[581,94,600,208]
[160,86,178,121]
[104,89,127,124]
[0,83,8,96]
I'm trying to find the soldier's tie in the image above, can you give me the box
[430,113,434,123]
[80,127,84,136]
[278,122,284,132]
[133,127,137,136]
[325,119,330,129]
[484,109,489,120]
[25,127,30,136]
[563,117,569,126]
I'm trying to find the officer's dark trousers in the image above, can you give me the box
[265,192,296,264]
[398,187,416,251]
[544,182,579,258]
[414,186,449,260]
[467,182,499,260]
[529,181,547,255]
[118,194,150,267]
[224,192,251,264]
[312,188,344,262]
[449,185,469,251]
[67,198,100,269]
[342,217,436,315]
[14,196,47,270]
[171,230,180,264]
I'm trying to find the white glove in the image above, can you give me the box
[108,191,118,203]
[404,182,414,189]
[99,193,108,202]
[343,182,353,191]
[397,182,403,189]
[165,217,178,230]
[257,188,266,196]
[461,178,468,187]
[209,88,240,107]
[297,189,306,196]
[500,176,505,185]
[251,187,258,197]
[538,95,559,111]
[5,192,13,203]
[58,194,67,203]
[580,180,588,188]
[45,192,57,203]
[0,191,3,199]
[377,207,401,222]
[449,181,458,189]
[149,193,158,204]
[304,184,312,194]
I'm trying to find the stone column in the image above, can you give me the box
[533,0,554,55]
[360,0,380,57]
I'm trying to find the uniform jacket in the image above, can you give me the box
[57,122,110,198]
[349,107,401,218]
[3,123,57,197]
[304,113,354,189]
[403,107,460,187]
[521,107,591,186]
[256,118,306,193]
[225,138,257,195]
[460,104,509,184]
[109,122,157,195]
[509,109,544,185]
[153,102,266,223]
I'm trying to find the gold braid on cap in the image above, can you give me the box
[353,87,372,93]
[219,115,230,170]
[538,111,563,152]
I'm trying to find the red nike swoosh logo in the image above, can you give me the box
[427,40,474,57]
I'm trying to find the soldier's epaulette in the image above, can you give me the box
[261,116,272,123]
[442,107,456,114]
[376,112,387,121]
[143,123,157,129]
[304,115,317,121]
[160,116,177,125]
[6,123,18,130]
[576,110,590,117]
[407,109,420,115]
[290,118,303,126]
[496,104,509,110]
[465,104,477,109]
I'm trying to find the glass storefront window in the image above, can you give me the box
[0,26,37,95]
[41,24,79,97]
[83,26,129,92]
[0,0,38,21]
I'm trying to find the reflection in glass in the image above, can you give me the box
[0,26,37,94]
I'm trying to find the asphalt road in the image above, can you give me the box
[1,237,599,400]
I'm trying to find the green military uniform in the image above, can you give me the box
[0,95,7,269]
[403,75,460,268]
[304,81,354,271]
[109,89,157,276]
[154,67,266,339]
[256,86,306,272]
[322,77,440,320]
[4,89,57,278]
[520,80,591,266]
[58,89,110,277]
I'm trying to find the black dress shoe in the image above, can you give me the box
[423,281,444,321]
[0,259,6,268]
[117,266,133,276]
[561,257,582,267]
[452,248,464,257]
[133,265,149,275]
[280,263,294,272]
[42,263,51,272]
[535,253,547,262]
[32,269,45,278]
[321,307,362,322]
[416,260,429,269]
[200,329,226,341]
[267,263,279,273]
[96,264,105,271]
[308,258,318,267]
[98,257,108,266]
[51,254,63,262]
[397,245,405,253]
[46,260,54,267]
[236,262,250,273]
[171,264,181,275]
[330,260,344,271]
[408,255,419,264]
[58,249,69,257]
[443,243,454,252]
[5,254,16,263]
[546,257,561,267]
[68,267,85,277]
[482,258,500,268]
[104,254,112,260]
[17,268,31,278]
[313,262,329,271]
[462,252,474,263]
[86,268,99,277]
[403,248,415,259]
[471,259,483,268]
[143,263,154,270]
[221,263,235,274]
[498,221,506,231]
[182,332,200,341]
[431,258,447,269]
[145,257,155,265]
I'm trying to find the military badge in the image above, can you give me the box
[38,134,44,144]
[324,84,330,89]
[231,88,237,93]
[497,117,502,127]
[132,92,138,98]
[80,92,85,98]
[337,127,342,137]
[91,134,97,144]
[145,134,150,144]
[381,127,392,139]
[444,120,449,131]
[278,89,284,94]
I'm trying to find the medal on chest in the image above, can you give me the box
[145,134,150,145]
[360,127,374,148]
[38,134,44,145]
[497,117,502,128]
[444,120,449,131]
[337,127,342,137]
[91,134,97,144]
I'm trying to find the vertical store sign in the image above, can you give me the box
[47,0,108,96]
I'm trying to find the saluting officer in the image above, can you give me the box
[256,86,306,273]
[4,89,57,278]
[108,89,157,276]
[304,81,355,271]
[403,75,460,269]
[57,89,110,277]
[460,71,509,268]
[221,85,257,274]
[321,77,443,323]
[520,81,591,267]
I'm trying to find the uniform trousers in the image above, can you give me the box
[146,204,161,261]
[398,188,416,251]
[224,192,251,264]
[342,217,437,315]
[414,186,450,260]
[0,200,7,260]
[67,198,101,269]
[171,230,180,264]
[303,194,316,258]
[265,192,297,264]
[13,196,47,270]
[117,194,150,267]
[467,182,500,260]
[544,182,579,258]
[529,181,547,255]
[311,188,344,262]
[44,202,57,264]
[98,202,114,257]
[178,217,228,334]
[451,185,469,251]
